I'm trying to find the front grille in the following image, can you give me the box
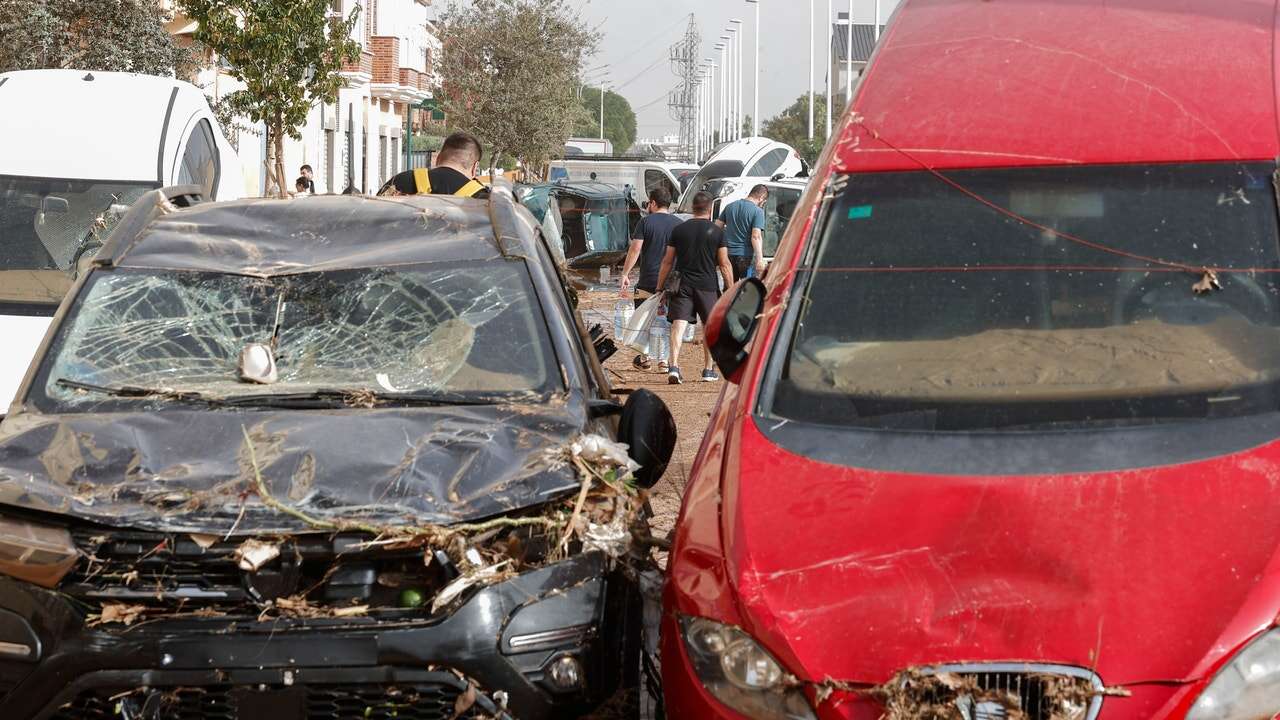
[50,683,493,720]
[64,530,246,604]
[918,664,1104,720]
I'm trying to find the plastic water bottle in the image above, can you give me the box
[613,298,633,341]
[684,322,696,343]
[649,312,671,366]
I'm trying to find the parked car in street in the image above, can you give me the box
[663,0,1280,718]
[519,181,640,269]
[0,182,675,719]
[0,69,243,416]
[675,137,806,214]
[702,176,809,262]
[549,159,684,213]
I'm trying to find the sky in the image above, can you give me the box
[571,0,903,140]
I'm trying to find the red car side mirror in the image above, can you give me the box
[706,278,768,382]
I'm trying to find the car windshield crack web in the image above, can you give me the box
[48,264,539,404]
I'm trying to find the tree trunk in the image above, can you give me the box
[489,150,500,182]
[272,115,287,199]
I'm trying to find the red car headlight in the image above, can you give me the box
[1187,629,1280,720]
[680,616,816,720]
[0,516,77,588]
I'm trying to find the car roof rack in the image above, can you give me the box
[94,184,205,268]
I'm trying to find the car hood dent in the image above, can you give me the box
[0,404,583,534]
[722,416,1280,687]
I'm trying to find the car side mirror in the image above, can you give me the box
[705,278,767,382]
[617,388,676,489]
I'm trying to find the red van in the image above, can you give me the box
[661,0,1280,718]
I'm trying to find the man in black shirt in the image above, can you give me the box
[655,191,735,384]
[379,132,490,198]
[619,186,683,370]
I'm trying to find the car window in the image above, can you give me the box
[746,148,789,178]
[0,175,153,310]
[763,187,802,257]
[773,161,1280,431]
[677,160,747,213]
[177,119,219,200]
[36,262,560,412]
[644,169,677,202]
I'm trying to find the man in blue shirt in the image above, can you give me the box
[717,184,769,281]
[619,187,684,370]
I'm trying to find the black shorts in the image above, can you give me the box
[729,255,752,282]
[667,285,718,324]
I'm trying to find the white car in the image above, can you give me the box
[0,69,243,415]
[675,137,807,213]
[704,176,810,263]
[548,159,683,211]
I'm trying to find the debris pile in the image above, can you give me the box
[843,669,1129,720]
[80,431,648,626]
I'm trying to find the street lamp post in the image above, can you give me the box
[746,0,760,137]
[705,59,718,150]
[716,43,727,143]
[875,0,881,40]
[846,0,853,102]
[808,0,815,141]
[825,0,833,139]
[730,20,743,139]
[599,82,610,140]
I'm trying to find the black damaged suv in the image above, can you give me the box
[0,184,675,719]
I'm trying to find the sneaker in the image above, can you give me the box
[667,368,683,385]
[657,361,670,373]
[701,369,719,382]
[632,354,652,370]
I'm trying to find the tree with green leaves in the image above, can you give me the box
[0,0,190,76]
[573,87,637,156]
[178,0,362,197]
[438,0,599,176]
[761,94,828,165]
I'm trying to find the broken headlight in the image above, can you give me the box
[0,516,76,588]
[680,616,816,720]
[1187,629,1280,720]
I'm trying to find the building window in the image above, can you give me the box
[379,134,388,187]
[325,126,336,192]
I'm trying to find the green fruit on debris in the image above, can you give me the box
[398,588,426,608]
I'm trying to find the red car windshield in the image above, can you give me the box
[773,161,1280,431]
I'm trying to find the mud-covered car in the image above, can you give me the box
[0,184,675,719]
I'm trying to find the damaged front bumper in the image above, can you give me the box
[0,551,635,720]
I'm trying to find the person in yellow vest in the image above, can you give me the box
[379,132,490,198]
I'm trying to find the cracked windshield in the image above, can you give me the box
[777,162,1280,430]
[42,262,554,409]
[0,175,150,308]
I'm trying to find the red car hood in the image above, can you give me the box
[724,417,1280,686]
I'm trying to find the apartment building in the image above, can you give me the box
[165,0,441,196]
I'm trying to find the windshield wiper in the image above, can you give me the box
[55,378,232,407]
[220,389,516,409]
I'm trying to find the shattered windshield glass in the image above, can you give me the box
[36,261,558,411]
[0,175,152,310]
[775,162,1280,431]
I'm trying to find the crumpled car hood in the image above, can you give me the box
[0,404,583,534]
[724,417,1280,687]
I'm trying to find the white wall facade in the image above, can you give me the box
[172,0,440,197]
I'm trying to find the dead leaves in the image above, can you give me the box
[88,603,147,627]
[233,539,280,571]
[260,595,369,621]
[844,669,1130,720]
[1193,268,1222,294]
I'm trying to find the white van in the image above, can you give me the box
[0,69,243,414]
[548,159,683,210]
[675,137,807,213]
